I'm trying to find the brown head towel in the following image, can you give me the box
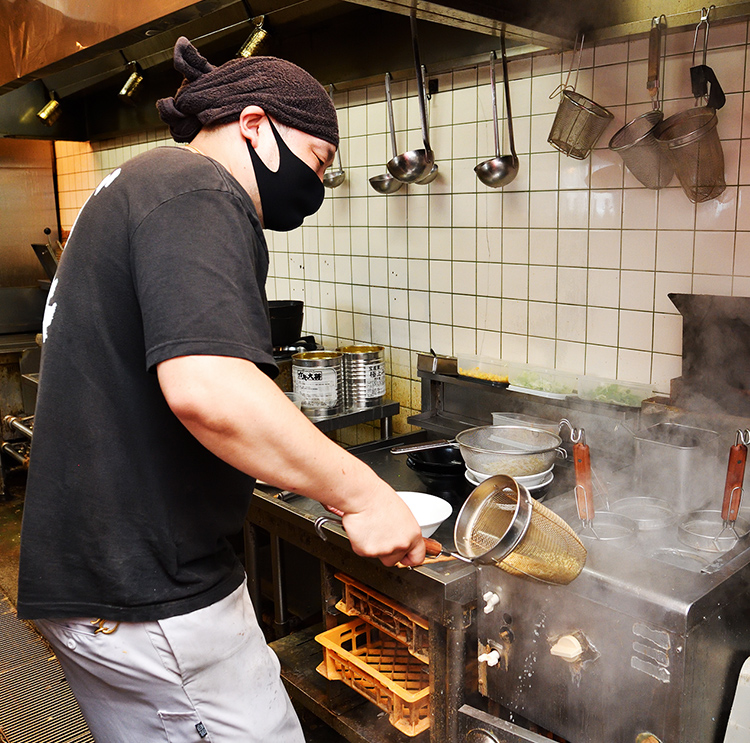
[156,37,338,146]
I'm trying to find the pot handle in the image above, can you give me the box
[555,447,568,460]
[573,440,595,524]
[390,439,455,454]
[722,431,748,523]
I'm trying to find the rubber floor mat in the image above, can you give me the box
[0,593,93,743]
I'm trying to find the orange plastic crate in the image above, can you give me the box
[334,572,429,663]
[315,619,431,737]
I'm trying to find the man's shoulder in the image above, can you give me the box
[120,146,252,213]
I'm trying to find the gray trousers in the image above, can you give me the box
[35,580,305,742]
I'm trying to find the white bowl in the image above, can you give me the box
[466,465,554,488]
[396,491,453,538]
[465,467,554,495]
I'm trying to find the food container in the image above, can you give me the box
[292,351,344,419]
[455,425,564,477]
[417,352,457,375]
[491,412,560,434]
[506,362,578,399]
[338,345,385,410]
[633,422,720,514]
[577,374,653,407]
[465,465,554,494]
[457,355,509,385]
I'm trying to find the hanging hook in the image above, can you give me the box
[559,418,586,445]
[692,6,715,67]
[550,32,584,99]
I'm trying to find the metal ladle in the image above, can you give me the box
[323,86,346,189]
[475,34,519,188]
[414,65,439,185]
[387,11,435,184]
[369,73,404,194]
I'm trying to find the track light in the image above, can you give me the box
[36,90,61,126]
[237,16,268,58]
[119,60,144,102]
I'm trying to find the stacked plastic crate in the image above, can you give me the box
[315,573,431,737]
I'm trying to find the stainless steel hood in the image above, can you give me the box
[2,0,750,141]
[0,0,576,140]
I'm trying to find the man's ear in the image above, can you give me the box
[238,106,267,148]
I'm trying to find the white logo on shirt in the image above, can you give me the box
[43,167,122,342]
[94,167,121,196]
[42,277,59,342]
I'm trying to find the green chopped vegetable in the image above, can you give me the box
[513,371,576,395]
[580,383,644,407]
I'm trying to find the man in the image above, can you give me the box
[17,37,425,742]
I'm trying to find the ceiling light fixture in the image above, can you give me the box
[237,15,268,58]
[118,55,144,102]
[36,90,61,126]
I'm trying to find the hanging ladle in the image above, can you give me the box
[387,11,435,184]
[369,73,404,194]
[414,65,439,185]
[323,85,346,189]
[475,33,519,188]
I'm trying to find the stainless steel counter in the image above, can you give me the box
[244,431,480,743]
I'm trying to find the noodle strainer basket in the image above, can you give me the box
[453,475,586,585]
[608,16,673,189]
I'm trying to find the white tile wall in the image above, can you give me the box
[55,19,750,439]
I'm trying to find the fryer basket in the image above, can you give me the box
[548,90,614,160]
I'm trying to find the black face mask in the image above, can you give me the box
[246,118,325,232]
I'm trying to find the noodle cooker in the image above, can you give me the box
[472,512,750,743]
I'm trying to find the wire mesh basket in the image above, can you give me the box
[609,109,674,189]
[609,16,673,189]
[548,89,614,160]
[455,476,586,585]
[547,34,614,160]
[654,106,725,203]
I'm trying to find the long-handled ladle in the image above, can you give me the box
[475,33,519,188]
[415,65,439,185]
[387,11,435,183]
[369,73,404,194]
[323,85,346,189]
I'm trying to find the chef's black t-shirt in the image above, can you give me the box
[17,147,277,622]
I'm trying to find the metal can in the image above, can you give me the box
[338,345,386,411]
[292,351,343,418]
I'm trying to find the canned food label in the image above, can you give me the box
[293,366,339,406]
[366,363,386,397]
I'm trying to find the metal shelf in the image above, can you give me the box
[311,400,399,439]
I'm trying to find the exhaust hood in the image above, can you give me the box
[2,0,749,141]
[0,0,579,140]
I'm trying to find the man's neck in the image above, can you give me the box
[188,126,262,220]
